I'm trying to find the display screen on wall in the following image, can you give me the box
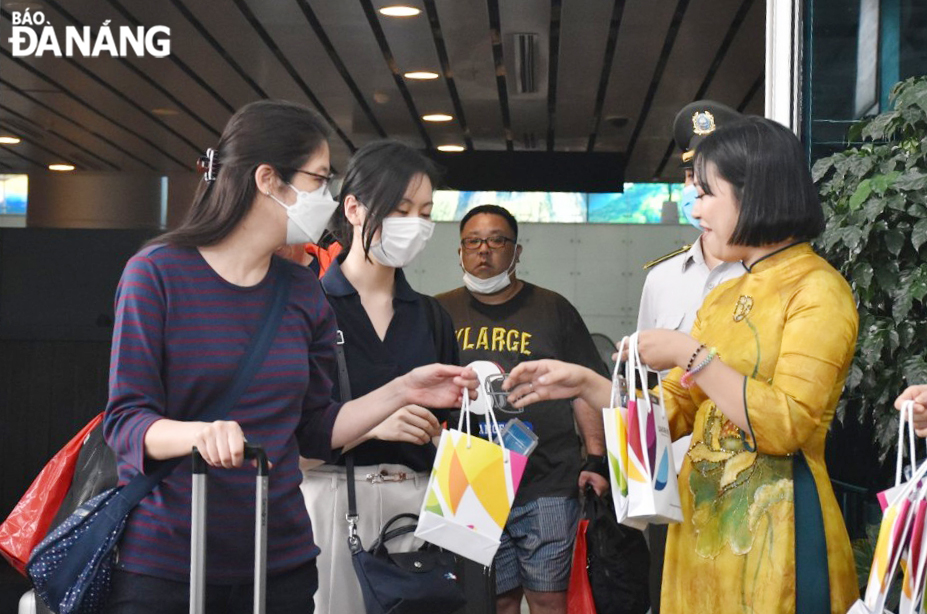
[0,174,28,216]
[432,182,685,224]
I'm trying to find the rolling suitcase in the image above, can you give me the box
[190,444,269,614]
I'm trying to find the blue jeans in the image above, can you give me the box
[102,560,317,614]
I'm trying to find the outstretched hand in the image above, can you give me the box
[403,364,477,409]
[503,360,594,409]
[896,385,927,437]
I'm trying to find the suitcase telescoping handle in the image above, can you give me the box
[190,444,269,614]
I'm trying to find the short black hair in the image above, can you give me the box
[693,116,824,246]
[459,204,518,239]
[332,140,442,257]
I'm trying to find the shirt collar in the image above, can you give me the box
[680,240,704,272]
[321,254,418,302]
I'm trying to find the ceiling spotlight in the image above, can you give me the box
[437,145,465,153]
[379,6,421,17]
[0,136,21,144]
[422,114,453,122]
[48,163,75,172]
[404,71,439,80]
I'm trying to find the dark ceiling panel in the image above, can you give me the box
[487,0,515,150]
[652,0,760,178]
[0,77,159,170]
[0,0,765,180]
[306,0,421,159]
[423,0,473,150]
[295,0,387,140]
[0,46,190,169]
[358,0,432,149]
[431,0,505,150]
[585,0,628,152]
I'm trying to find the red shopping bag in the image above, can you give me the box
[567,518,596,614]
[0,412,103,575]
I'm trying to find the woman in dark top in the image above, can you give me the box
[299,141,459,613]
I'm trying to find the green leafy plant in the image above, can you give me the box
[814,75,927,461]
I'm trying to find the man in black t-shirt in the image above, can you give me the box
[436,205,609,614]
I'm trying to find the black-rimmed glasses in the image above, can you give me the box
[290,168,336,190]
[460,236,515,251]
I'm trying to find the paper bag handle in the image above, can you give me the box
[457,386,509,461]
[609,336,628,409]
[896,400,923,486]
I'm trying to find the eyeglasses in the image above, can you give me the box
[460,236,516,251]
[290,168,336,190]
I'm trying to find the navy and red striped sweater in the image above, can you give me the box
[103,244,341,582]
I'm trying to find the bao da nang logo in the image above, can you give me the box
[8,10,171,57]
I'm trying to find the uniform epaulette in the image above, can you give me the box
[643,244,691,270]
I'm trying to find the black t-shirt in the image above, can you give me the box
[436,282,607,505]
[323,258,459,470]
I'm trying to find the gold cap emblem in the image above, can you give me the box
[692,110,716,136]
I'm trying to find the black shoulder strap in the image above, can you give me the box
[333,334,362,524]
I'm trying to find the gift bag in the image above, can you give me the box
[624,333,682,524]
[415,395,528,566]
[850,415,927,614]
[0,413,104,575]
[897,493,927,614]
[602,337,647,531]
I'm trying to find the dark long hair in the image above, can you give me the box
[330,140,442,257]
[151,100,330,247]
[693,116,824,246]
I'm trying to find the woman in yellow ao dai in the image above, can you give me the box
[504,117,860,614]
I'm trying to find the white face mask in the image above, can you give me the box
[460,248,518,295]
[368,217,435,268]
[269,184,338,245]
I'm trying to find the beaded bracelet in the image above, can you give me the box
[684,344,707,372]
[680,347,719,389]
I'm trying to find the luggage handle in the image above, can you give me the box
[190,443,269,614]
[191,443,269,475]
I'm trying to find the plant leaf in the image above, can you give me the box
[914,219,927,251]
[885,229,905,256]
[849,179,872,210]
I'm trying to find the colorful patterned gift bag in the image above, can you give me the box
[624,333,682,525]
[849,402,927,614]
[415,394,529,566]
[602,337,647,531]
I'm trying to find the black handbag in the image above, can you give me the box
[27,270,291,614]
[347,506,467,614]
[584,486,651,614]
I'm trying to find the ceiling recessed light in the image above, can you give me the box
[48,163,75,172]
[404,71,439,80]
[0,136,21,144]
[152,108,179,116]
[422,114,453,122]
[437,145,465,153]
[379,6,421,17]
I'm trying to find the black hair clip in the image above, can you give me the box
[196,147,218,182]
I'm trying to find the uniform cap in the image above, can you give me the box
[673,100,743,168]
